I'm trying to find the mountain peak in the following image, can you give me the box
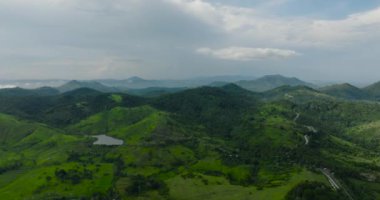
[57,80,118,93]
[322,83,358,90]
[236,75,313,92]
[363,81,380,98]
[221,83,250,93]
[340,83,356,88]
[126,76,145,82]
[321,83,369,100]
[262,74,286,78]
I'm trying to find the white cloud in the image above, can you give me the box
[1,0,380,80]
[197,47,299,61]
[0,85,17,89]
[167,0,221,25]
[167,0,380,48]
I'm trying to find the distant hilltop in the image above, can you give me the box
[2,75,380,100]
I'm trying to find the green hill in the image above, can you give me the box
[152,85,257,136]
[0,112,120,199]
[0,89,145,127]
[0,113,42,146]
[125,87,187,97]
[260,85,333,104]
[68,106,165,143]
[236,75,314,92]
[363,81,380,99]
[66,101,326,200]
[57,80,119,93]
[320,83,370,100]
[0,83,380,199]
[0,87,59,97]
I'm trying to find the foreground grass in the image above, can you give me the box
[0,163,113,199]
[167,169,327,200]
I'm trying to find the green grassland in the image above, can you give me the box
[167,169,326,200]
[0,113,108,199]
[0,163,113,199]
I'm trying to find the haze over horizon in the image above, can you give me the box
[2,0,380,82]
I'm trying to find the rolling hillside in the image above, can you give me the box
[0,87,59,97]
[236,75,314,92]
[364,81,380,99]
[0,88,145,127]
[320,83,371,100]
[57,80,120,93]
[0,83,379,199]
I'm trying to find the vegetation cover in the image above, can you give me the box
[0,82,380,199]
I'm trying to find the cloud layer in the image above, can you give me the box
[197,47,298,61]
[0,0,380,81]
[167,0,380,48]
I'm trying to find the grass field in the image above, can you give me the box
[0,163,114,199]
[167,169,327,200]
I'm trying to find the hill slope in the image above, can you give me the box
[1,84,380,199]
[57,80,119,93]
[363,81,380,98]
[236,75,314,92]
[320,83,370,100]
[0,87,59,97]
[0,89,145,127]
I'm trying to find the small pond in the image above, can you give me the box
[92,135,124,146]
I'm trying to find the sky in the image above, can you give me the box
[1,0,380,82]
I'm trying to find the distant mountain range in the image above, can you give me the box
[98,75,257,89]
[57,80,119,93]
[4,75,380,101]
[235,75,315,92]
[320,83,371,100]
[0,87,60,97]
[0,76,256,90]
[363,81,380,98]
[52,75,315,94]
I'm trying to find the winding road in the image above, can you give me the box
[320,168,354,200]
[293,113,300,122]
[304,135,309,145]
[293,112,354,199]
[293,112,312,145]
[320,169,340,190]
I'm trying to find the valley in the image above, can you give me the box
[0,77,380,199]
